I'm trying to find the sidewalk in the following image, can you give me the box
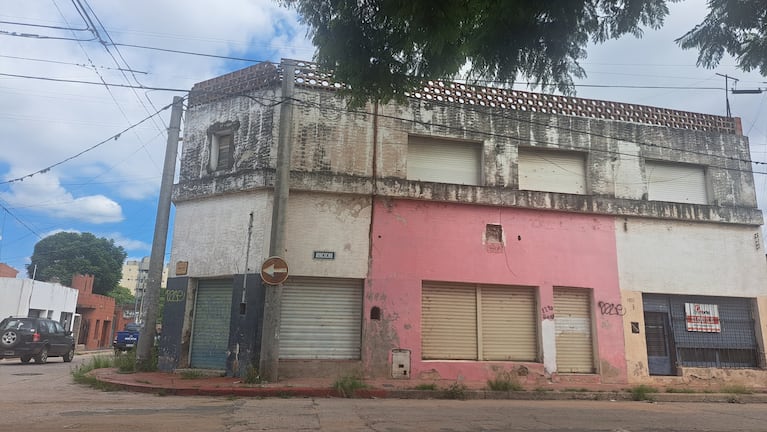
[90,368,767,403]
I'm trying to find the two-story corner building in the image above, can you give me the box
[160,59,767,388]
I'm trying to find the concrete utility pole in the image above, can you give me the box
[136,96,184,369]
[260,60,295,382]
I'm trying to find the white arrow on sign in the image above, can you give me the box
[263,263,288,277]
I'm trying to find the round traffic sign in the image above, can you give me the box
[260,256,289,285]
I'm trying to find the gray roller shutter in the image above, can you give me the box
[645,161,707,204]
[422,282,477,360]
[407,136,482,185]
[518,148,586,194]
[554,288,595,373]
[280,277,362,359]
[479,285,537,361]
[190,279,232,369]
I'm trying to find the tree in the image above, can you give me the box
[107,286,136,307]
[28,232,127,295]
[281,0,674,106]
[676,0,767,76]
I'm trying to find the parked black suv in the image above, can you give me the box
[0,317,75,364]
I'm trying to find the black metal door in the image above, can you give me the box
[644,311,675,375]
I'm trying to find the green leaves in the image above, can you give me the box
[676,0,767,76]
[282,0,674,106]
[28,232,127,295]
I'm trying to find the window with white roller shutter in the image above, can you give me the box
[422,282,538,361]
[645,161,708,204]
[518,148,587,194]
[407,136,482,185]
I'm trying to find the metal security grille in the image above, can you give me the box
[479,285,537,361]
[554,288,595,373]
[645,161,707,205]
[643,294,759,369]
[279,277,363,359]
[422,282,477,360]
[190,279,232,370]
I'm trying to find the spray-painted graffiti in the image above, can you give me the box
[541,305,555,320]
[598,301,626,316]
[166,289,186,303]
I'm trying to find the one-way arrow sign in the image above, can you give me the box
[261,256,289,285]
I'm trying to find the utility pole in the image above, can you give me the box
[136,96,184,369]
[716,73,738,117]
[259,60,295,382]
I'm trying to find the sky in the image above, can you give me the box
[0,0,765,276]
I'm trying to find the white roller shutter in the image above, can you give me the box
[554,288,595,373]
[480,285,537,361]
[190,279,232,370]
[422,282,477,360]
[518,148,586,194]
[280,277,362,359]
[407,136,482,185]
[645,161,708,204]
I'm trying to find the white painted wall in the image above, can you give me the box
[170,191,372,279]
[170,192,271,278]
[616,218,767,297]
[285,192,371,279]
[0,278,78,327]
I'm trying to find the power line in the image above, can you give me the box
[0,19,89,31]
[0,28,95,41]
[0,72,187,92]
[0,99,179,186]
[0,53,147,74]
[112,42,266,63]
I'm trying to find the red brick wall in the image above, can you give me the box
[73,274,116,350]
[0,263,19,278]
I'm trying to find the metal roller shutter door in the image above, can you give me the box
[480,285,537,361]
[422,282,477,360]
[554,288,595,373]
[518,149,586,194]
[190,279,232,369]
[407,136,481,185]
[280,278,362,359]
[645,161,707,204]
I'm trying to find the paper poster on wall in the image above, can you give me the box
[685,303,721,332]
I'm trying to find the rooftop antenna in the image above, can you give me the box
[716,73,739,117]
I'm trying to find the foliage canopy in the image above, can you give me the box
[282,0,675,106]
[28,232,127,296]
[676,0,767,76]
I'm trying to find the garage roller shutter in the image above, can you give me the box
[554,288,595,373]
[422,282,477,360]
[480,285,537,361]
[190,279,232,370]
[280,277,362,359]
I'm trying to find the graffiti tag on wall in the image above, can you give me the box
[597,301,626,316]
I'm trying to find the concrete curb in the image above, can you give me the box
[89,370,767,403]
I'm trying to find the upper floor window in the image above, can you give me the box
[518,148,586,194]
[407,135,482,186]
[645,161,708,205]
[209,131,234,172]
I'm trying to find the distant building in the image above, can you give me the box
[0,276,78,331]
[0,263,19,278]
[120,257,169,296]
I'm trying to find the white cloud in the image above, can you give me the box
[1,172,123,224]
[101,232,151,251]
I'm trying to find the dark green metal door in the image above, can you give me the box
[190,279,232,369]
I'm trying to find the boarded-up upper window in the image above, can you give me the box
[645,161,707,204]
[209,132,234,172]
[518,148,586,194]
[407,136,482,185]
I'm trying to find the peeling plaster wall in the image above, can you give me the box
[616,218,767,297]
[170,192,271,278]
[621,290,650,383]
[366,198,627,383]
[283,191,371,279]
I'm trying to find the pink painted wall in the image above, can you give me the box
[364,198,626,383]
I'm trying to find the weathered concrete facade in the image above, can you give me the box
[165,60,766,387]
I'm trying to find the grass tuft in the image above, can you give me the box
[243,364,260,384]
[444,382,468,400]
[630,384,658,401]
[179,370,205,380]
[413,383,437,391]
[333,375,366,398]
[486,370,523,392]
[721,384,753,394]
